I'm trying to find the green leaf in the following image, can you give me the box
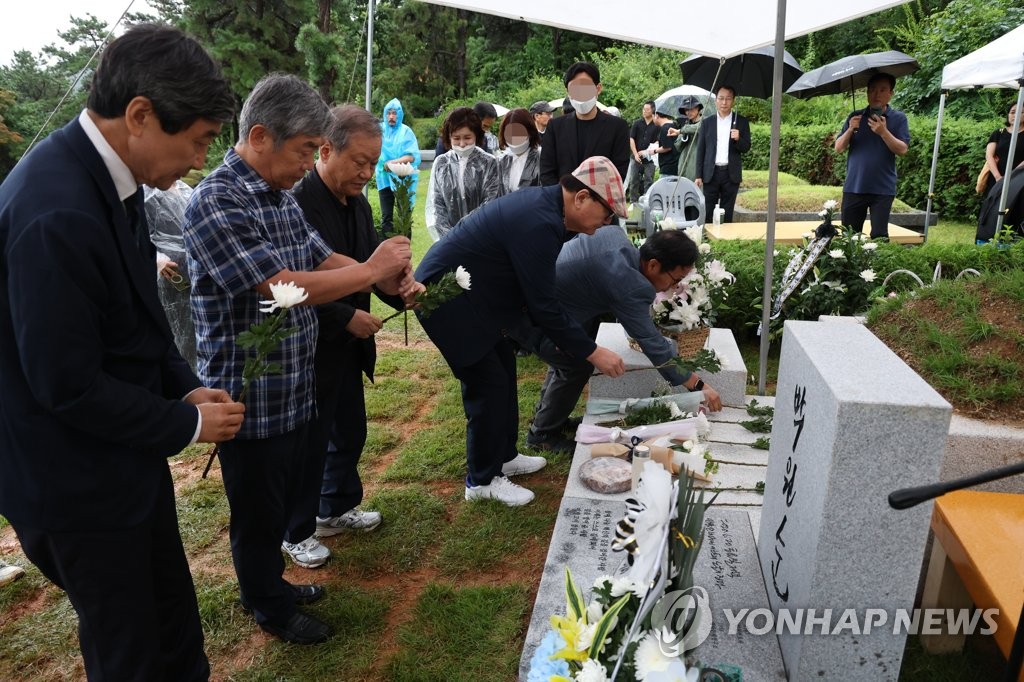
[564,567,585,622]
[588,594,631,659]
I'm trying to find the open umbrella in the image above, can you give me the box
[654,84,712,116]
[786,50,918,108]
[680,46,802,98]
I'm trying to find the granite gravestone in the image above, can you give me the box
[589,323,748,407]
[757,321,951,681]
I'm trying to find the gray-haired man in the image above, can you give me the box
[184,75,414,645]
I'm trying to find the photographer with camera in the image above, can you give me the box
[834,72,910,240]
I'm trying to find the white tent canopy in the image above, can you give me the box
[924,23,1024,236]
[941,23,1024,89]
[418,0,908,59]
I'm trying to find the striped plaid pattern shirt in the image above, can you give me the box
[183,148,333,439]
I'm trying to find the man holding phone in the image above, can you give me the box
[834,72,910,239]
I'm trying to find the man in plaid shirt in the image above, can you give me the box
[184,74,413,645]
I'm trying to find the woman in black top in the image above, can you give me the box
[984,103,1024,194]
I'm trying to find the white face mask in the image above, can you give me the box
[507,140,530,155]
[570,96,597,116]
[450,144,475,158]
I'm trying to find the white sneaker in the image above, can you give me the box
[501,452,547,477]
[465,476,535,506]
[315,509,383,536]
[282,536,331,568]
[0,562,25,587]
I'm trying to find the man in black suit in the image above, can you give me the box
[0,25,244,681]
[694,85,751,223]
[539,62,630,185]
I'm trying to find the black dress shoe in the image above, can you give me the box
[526,435,576,454]
[559,416,583,434]
[292,584,325,605]
[260,610,333,645]
[241,583,325,612]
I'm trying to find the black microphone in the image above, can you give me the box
[888,459,1024,509]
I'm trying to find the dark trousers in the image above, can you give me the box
[447,339,519,486]
[14,469,209,682]
[219,424,310,627]
[702,166,740,223]
[628,159,655,203]
[522,321,597,442]
[378,187,395,235]
[287,340,366,540]
[841,192,894,239]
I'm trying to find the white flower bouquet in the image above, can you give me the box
[651,260,734,332]
[237,280,308,403]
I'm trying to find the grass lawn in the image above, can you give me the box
[0,167,1004,680]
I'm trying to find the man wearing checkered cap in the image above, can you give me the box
[414,157,628,507]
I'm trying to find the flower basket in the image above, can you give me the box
[629,325,710,358]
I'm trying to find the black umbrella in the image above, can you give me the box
[785,50,918,108]
[680,46,803,99]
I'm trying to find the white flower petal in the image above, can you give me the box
[454,265,472,290]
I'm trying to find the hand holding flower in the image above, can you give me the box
[382,265,471,323]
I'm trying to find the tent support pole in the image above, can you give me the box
[365,0,374,110]
[995,83,1024,236]
[756,0,786,396]
[923,91,945,241]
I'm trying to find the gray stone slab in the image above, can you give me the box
[708,441,770,466]
[941,415,1024,494]
[691,510,788,681]
[589,323,748,407]
[708,462,768,493]
[519,496,627,680]
[757,321,952,681]
[520,504,786,681]
[707,421,762,445]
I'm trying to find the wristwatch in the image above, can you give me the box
[691,379,705,392]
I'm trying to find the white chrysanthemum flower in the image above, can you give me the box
[575,658,611,682]
[668,401,686,420]
[861,241,878,251]
[818,209,827,218]
[259,281,308,313]
[593,575,615,590]
[387,161,417,177]
[828,249,845,259]
[586,600,604,625]
[660,217,677,231]
[609,576,643,598]
[698,242,711,255]
[860,269,876,282]
[683,225,701,244]
[454,265,472,290]
[634,631,673,679]
[823,199,838,210]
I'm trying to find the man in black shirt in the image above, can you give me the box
[653,110,681,178]
[628,100,658,202]
[291,105,412,546]
[540,62,630,185]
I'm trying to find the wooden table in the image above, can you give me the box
[921,489,1024,674]
[705,220,924,244]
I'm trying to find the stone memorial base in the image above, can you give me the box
[590,323,747,407]
[518,503,787,681]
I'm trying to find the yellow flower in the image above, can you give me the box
[549,614,591,662]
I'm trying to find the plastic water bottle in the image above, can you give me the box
[712,202,723,227]
[631,445,651,492]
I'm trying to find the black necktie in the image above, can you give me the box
[123,190,152,258]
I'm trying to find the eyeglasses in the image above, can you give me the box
[665,269,686,285]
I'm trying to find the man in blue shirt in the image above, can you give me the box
[834,73,910,239]
[513,228,722,452]
[184,74,413,645]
